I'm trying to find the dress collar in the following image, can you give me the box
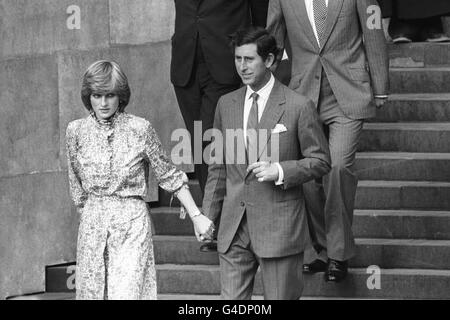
[90,111,122,130]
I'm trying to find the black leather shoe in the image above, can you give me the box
[200,242,217,252]
[324,259,348,282]
[425,33,450,43]
[303,259,327,274]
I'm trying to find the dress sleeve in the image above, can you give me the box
[144,121,188,193]
[66,122,88,209]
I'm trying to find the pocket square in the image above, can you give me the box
[272,123,287,134]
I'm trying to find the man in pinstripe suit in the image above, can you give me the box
[201,28,330,299]
[267,0,390,282]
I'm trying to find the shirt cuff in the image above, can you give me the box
[274,162,284,186]
[374,95,389,99]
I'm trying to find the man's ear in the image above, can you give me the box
[265,53,275,68]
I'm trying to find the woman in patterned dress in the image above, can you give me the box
[66,60,213,300]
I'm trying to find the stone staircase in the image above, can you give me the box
[153,42,450,299]
[8,43,450,300]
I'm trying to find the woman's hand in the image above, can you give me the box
[192,214,215,242]
[174,181,215,241]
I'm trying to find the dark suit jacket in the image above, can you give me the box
[202,79,331,258]
[171,0,269,87]
[378,0,450,19]
[267,0,390,119]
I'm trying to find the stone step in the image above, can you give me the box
[6,292,362,300]
[388,43,450,68]
[353,239,450,270]
[153,236,450,270]
[156,264,450,299]
[389,67,450,93]
[355,152,450,181]
[353,210,450,240]
[6,292,75,300]
[150,207,450,239]
[359,122,450,153]
[45,264,76,293]
[150,207,194,236]
[155,179,450,210]
[158,294,368,300]
[37,261,450,299]
[370,94,450,122]
[355,180,450,210]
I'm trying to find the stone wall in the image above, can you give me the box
[0,0,187,299]
[1,0,449,301]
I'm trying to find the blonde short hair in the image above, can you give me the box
[81,60,131,112]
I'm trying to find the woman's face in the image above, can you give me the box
[90,92,120,121]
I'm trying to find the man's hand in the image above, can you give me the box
[375,97,388,108]
[247,161,279,182]
[192,214,215,242]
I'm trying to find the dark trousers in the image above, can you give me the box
[378,0,450,19]
[173,61,240,194]
[378,0,450,41]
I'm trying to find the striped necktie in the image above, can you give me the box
[313,0,328,47]
[246,92,259,164]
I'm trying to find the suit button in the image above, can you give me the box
[315,75,320,80]
[240,201,245,207]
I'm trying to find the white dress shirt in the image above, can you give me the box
[304,0,329,48]
[244,74,275,139]
[244,74,284,185]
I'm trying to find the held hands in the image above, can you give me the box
[192,213,215,242]
[247,161,279,182]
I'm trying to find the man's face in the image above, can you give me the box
[235,43,272,91]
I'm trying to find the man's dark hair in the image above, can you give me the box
[230,27,280,61]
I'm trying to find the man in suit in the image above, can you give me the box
[267,0,389,282]
[171,0,269,252]
[378,0,450,43]
[201,27,330,300]
[171,0,269,195]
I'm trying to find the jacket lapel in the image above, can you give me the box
[290,0,320,52]
[320,0,344,52]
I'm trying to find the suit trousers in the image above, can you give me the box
[173,60,240,194]
[219,214,304,300]
[303,72,363,263]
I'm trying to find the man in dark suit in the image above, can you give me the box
[267,0,390,282]
[378,0,450,43]
[171,0,269,252]
[201,28,330,299]
[171,0,269,194]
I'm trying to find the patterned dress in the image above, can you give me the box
[66,112,187,300]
